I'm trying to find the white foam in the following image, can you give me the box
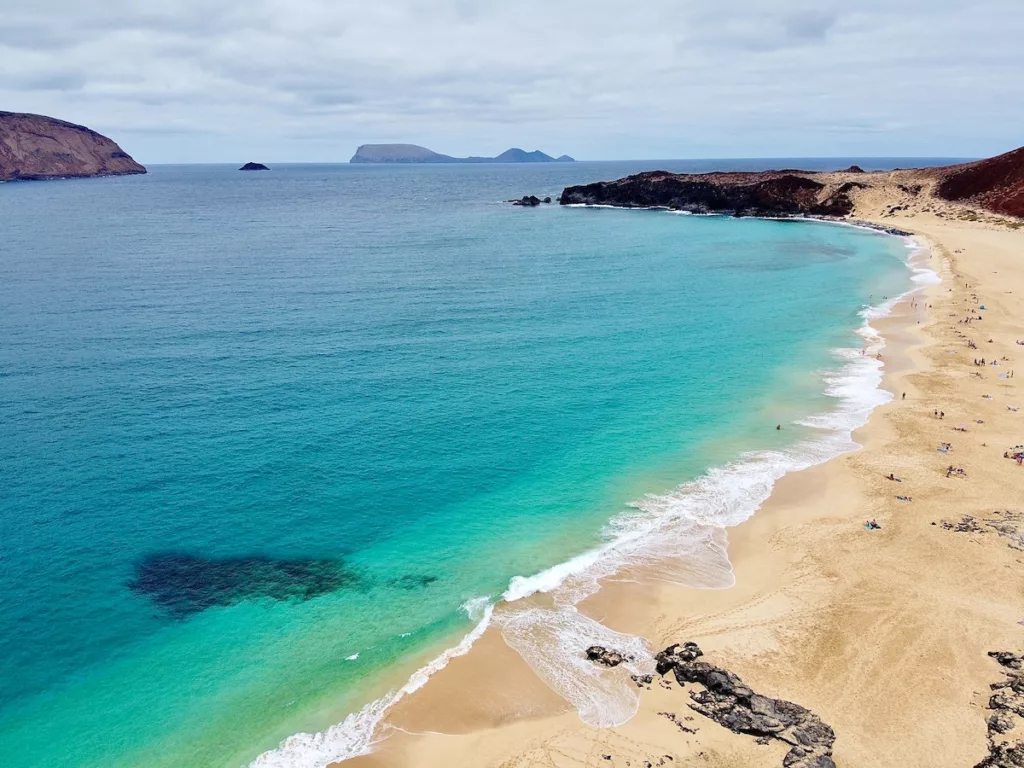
[247,599,494,768]
[344,654,359,661]
[486,229,938,728]
[496,605,654,727]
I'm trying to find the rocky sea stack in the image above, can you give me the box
[0,111,145,181]
[239,162,270,171]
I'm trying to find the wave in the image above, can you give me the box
[249,229,937,766]
[487,233,937,728]
[248,599,494,768]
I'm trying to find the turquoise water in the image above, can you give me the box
[0,163,912,767]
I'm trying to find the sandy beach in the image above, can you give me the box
[340,194,1024,767]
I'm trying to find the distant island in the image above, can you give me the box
[0,111,145,181]
[239,162,269,171]
[350,144,574,164]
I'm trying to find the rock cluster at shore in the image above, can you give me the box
[0,111,145,181]
[977,651,1024,767]
[586,645,631,667]
[588,642,836,768]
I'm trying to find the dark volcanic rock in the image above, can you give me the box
[991,652,1024,671]
[655,643,835,768]
[559,170,855,217]
[510,195,543,206]
[0,111,146,181]
[977,651,1024,767]
[129,553,359,618]
[586,645,627,667]
[240,162,270,171]
[557,146,1024,221]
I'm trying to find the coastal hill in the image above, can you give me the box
[560,145,1024,221]
[350,143,574,164]
[0,111,145,181]
[937,145,1024,217]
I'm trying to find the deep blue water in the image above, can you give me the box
[0,161,919,766]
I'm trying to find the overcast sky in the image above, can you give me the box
[3,0,1022,163]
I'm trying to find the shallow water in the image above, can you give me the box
[0,161,916,766]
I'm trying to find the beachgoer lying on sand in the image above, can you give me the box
[865,519,882,530]
[886,473,902,482]
[896,495,913,502]
[1009,406,1020,412]
[953,425,968,432]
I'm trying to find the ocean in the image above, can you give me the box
[0,160,935,767]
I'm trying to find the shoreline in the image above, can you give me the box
[249,215,940,767]
[342,211,1024,766]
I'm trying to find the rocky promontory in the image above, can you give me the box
[559,146,1024,221]
[562,169,862,216]
[0,111,145,181]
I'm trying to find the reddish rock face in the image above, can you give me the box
[937,145,1024,218]
[0,111,146,181]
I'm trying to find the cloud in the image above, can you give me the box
[1,0,1021,161]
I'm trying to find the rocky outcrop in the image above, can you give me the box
[586,645,631,667]
[937,510,1024,549]
[559,146,1024,220]
[239,162,269,171]
[654,643,836,768]
[0,111,145,181]
[508,195,552,206]
[976,651,1024,767]
[560,170,857,217]
[937,146,1024,218]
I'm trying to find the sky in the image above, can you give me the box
[2,0,1023,163]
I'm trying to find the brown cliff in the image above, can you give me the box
[936,146,1024,218]
[0,111,145,181]
[560,146,1024,222]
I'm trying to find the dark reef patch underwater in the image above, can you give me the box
[129,553,360,618]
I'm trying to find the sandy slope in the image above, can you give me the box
[337,192,1024,768]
